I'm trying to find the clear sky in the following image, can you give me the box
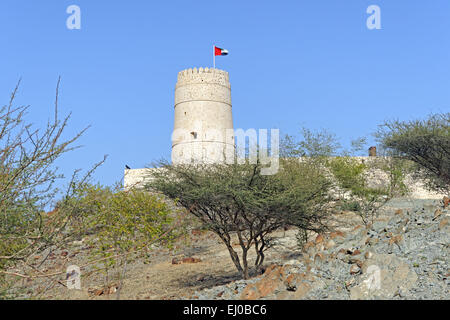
[1,0,449,188]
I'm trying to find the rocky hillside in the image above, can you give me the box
[6,197,448,300]
[191,197,449,300]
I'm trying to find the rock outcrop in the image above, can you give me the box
[191,197,449,300]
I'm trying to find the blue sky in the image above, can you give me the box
[1,0,449,189]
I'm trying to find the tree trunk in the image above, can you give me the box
[255,237,266,270]
[219,234,244,277]
[254,239,261,266]
[256,249,265,269]
[241,248,249,279]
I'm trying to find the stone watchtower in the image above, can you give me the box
[172,68,235,164]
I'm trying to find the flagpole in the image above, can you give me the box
[213,45,215,69]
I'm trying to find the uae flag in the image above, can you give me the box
[214,46,229,56]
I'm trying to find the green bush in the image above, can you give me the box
[326,157,368,197]
[326,156,408,225]
[339,200,362,213]
[58,184,176,296]
[86,187,175,261]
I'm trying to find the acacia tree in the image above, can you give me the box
[146,159,332,279]
[281,127,342,158]
[376,113,449,193]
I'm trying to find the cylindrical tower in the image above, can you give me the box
[172,67,235,164]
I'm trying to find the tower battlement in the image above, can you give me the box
[176,67,230,88]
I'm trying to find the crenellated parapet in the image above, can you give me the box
[175,67,231,106]
[176,67,230,88]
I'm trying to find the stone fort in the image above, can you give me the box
[124,67,236,189]
[123,68,444,199]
